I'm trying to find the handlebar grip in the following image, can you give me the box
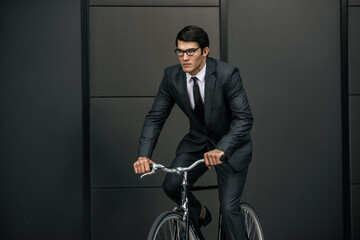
[149,163,153,171]
[220,155,226,162]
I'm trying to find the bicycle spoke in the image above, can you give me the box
[148,211,196,240]
[241,204,264,240]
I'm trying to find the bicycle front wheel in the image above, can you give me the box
[147,210,199,240]
[241,203,264,240]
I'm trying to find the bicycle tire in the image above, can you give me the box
[147,210,199,240]
[241,203,264,240]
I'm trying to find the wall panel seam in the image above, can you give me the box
[89,5,219,8]
[91,96,156,98]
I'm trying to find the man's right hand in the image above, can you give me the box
[133,157,154,174]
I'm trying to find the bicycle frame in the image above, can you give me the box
[141,159,205,240]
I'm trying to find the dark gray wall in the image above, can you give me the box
[228,0,343,239]
[0,1,84,239]
[0,0,355,240]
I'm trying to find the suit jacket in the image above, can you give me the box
[138,57,253,171]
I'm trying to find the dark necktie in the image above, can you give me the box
[192,77,205,124]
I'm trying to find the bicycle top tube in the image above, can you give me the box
[140,159,205,179]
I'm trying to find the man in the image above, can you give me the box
[133,25,253,240]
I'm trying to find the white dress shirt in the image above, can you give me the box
[186,64,206,110]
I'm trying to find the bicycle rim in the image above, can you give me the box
[148,211,198,240]
[241,203,264,240]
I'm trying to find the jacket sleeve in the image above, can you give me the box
[216,67,253,158]
[137,71,175,158]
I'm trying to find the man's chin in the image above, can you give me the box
[181,67,192,73]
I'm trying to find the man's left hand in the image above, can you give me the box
[204,149,224,169]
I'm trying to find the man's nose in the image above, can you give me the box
[182,54,189,61]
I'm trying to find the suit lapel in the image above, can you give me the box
[178,67,208,133]
[179,72,193,116]
[204,58,216,130]
[177,58,216,132]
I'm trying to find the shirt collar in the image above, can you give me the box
[186,63,206,83]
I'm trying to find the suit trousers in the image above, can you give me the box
[162,151,248,240]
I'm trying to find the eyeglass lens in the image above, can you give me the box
[175,48,199,56]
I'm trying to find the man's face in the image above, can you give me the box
[176,40,209,76]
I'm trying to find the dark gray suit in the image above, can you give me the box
[138,57,253,239]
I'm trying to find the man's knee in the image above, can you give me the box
[162,174,181,197]
[220,197,241,216]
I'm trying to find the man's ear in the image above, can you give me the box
[203,47,210,57]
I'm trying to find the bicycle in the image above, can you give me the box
[140,159,264,240]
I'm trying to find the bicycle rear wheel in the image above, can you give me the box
[241,203,264,240]
[147,210,199,240]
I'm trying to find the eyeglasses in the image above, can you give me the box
[174,47,200,57]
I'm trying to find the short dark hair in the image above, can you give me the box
[175,25,209,49]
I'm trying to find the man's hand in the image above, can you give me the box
[133,157,154,174]
[204,149,224,169]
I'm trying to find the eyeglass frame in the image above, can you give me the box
[174,47,201,57]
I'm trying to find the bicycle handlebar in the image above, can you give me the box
[139,155,225,179]
[140,159,205,179]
